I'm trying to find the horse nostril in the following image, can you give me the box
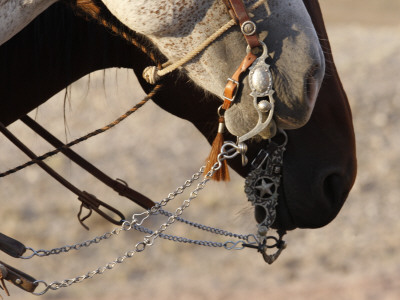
[305,65,320,107]
[323,173,345,207]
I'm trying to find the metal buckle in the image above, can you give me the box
[223,77,239,102]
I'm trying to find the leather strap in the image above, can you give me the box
[20,116,155,210]
[221,0,262,110]
[224,0,261,49]
[0,261,38,294]
[0,233,26,258]
[0,122,126,228]
[222,52,257,110]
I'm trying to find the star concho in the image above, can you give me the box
[244,142,285,235]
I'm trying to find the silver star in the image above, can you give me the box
[255,178,274,198]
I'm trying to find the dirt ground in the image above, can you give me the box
[1,1,400,299]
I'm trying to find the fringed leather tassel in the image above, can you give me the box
[204,116,230,181]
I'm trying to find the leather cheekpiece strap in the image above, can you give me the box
[20,116,155,210]
[222,52,257,110]
[221,0,262,110]
[225,0,261,49]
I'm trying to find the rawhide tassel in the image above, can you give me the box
[204,116,230,181]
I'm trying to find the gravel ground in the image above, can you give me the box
[1,1,400,299]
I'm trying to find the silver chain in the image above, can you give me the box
[22,211,254,259]
[30,142,254,296]
[21,167,204,259]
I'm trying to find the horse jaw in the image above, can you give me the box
[100,0,325,139]
[0,0,57,46]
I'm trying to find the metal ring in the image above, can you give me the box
[217,105,224,117]
[246,40,267,55]
[31,280,50,296]
[19,247,36,259]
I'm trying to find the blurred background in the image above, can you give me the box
[1,0,399,299]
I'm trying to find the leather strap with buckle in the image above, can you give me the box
[222,0,262,110]
[222,52,257,110]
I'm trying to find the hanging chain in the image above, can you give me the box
[30,142,253,295]
[21,163,254,260]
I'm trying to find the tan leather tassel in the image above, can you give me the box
[204,116,230,181]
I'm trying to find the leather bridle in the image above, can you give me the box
[222,0,261,110]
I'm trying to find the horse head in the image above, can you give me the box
[99,0,325,140]
[0,0,356,234]
[94,0,354,231]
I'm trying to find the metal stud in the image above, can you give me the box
[258,225,269,236]
[241,21,257,36]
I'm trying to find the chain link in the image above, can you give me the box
[21,225,127,259]
[23,167,204,259]
[157,209,251,241]
[30,143,253,295]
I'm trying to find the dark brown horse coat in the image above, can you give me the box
[0,1,356,230]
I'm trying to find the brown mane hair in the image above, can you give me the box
[64,0,162,68]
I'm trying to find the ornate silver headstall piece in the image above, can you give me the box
[243,130,288,263]
[211,1,288,263]
[238,41,275,143]
[245,131,287,234]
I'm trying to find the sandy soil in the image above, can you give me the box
[1,1,400,299]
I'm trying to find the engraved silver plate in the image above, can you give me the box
[238,41,275,143]
[244,135,286,236]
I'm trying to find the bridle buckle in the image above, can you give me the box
[222,77,239,103]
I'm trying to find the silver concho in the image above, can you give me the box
[238,41,275,143]
[248,52,273,98]
[244,132,287,236]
